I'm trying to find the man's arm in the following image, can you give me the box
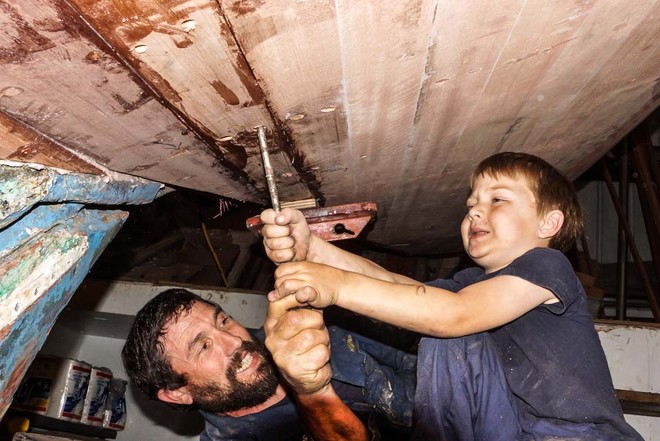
[264,298,369,441]
[295,385,370,441]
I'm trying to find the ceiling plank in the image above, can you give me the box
[223,0,439,222]
[0,111,102,173]
[530,0,660,177]
[220,0,345,206]
[69,0,314,204]
[0,0,257,202]
[374,0,525,251]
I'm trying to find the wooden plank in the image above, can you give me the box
[0,161,161,229]
[224,0,438,229]
[69,0,313,203]
[0,113,101,174]
[595,321,660,397]
[338,0,657,252]
[0,162,160,420]
[517,0,660,177]
[329,0,438,213]
[543,1,660,176]
[0,207,126,419]
[220,0,345,204]
[378,0,524,250]
[385,0,598,251]
[617,390,660,406]
[453,0,601,161]
[0,0,257,202]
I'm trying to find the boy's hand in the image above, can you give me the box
[269,261,343,308]
[260,208,312,264]
[264,296,332,395]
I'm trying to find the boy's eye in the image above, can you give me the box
[492,198,503,203]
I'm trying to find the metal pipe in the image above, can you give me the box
[256,126,281,212]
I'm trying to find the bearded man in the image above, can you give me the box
[122,288,416,441]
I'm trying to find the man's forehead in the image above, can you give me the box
[161,302,209,342]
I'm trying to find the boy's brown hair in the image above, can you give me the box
[471,151,583,252]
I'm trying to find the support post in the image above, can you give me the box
[616,142,629,320]
[600,160,659,321]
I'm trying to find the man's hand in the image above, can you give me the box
[264,282,370,441]
[268,262,345,308]
[260,208,313,264]
[264,295,332,395]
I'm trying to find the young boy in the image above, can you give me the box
[260,152,642,440]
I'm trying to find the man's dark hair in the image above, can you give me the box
[121,288,217,404]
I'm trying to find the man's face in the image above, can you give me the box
[160,301,279,413]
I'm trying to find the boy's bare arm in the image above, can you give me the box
[260,208,417,285]
[271,262,558,337]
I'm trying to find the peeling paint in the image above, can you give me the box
[0,161,161,229]
[0,226,87,321]
[0,165,51,223]
[0,207,127,418]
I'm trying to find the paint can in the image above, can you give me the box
[81,366,113,426]
[45,357,91,421]
[103,378,127,431]
[12,355,91,421]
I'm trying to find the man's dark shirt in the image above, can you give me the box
[200,326,416,441]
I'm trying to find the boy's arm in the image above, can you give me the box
[264,298,369,441]
[271,262,558,337]
[260,208,417,285]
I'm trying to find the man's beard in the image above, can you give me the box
[187,340,280,414]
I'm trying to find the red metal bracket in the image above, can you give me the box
[246,202,377,241]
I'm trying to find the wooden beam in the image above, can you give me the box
[0,112,102,174]
[629,127,660,288]
[616,390,660,417]
[0,206,127,419]
[600,160,660,321]
[0,161,161,229]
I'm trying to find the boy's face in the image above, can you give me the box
[461,173,549,273]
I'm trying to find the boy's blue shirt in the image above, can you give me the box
[199,326,416,441]
[423,247,642,439]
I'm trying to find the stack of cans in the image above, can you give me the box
[12,355,127,431]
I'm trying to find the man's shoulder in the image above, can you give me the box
[199,398,305,441]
